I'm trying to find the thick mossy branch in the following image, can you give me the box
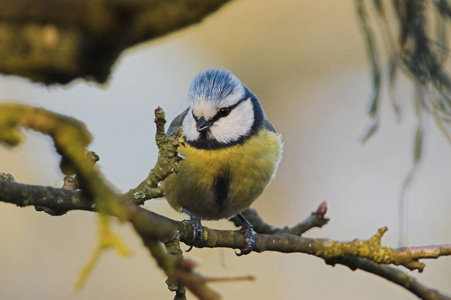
[177,223,451,273]
[0,104,91,180]
[0,0,231,84]
[124,107,183,205]
[0,103,124,218]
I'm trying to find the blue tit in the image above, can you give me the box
[162,68,282,255]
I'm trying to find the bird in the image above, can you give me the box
[162,68,282,255]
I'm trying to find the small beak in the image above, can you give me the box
[196,117,212,133]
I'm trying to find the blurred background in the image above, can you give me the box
[0,1,450,299]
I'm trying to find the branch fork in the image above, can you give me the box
[1,104,450,300]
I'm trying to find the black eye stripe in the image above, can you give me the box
[191,96,249,123]
[211,97,249,122]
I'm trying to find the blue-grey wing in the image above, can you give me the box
[167,108,189,135]
[263,118,277,133]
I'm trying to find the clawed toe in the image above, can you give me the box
[181,210,256,255]
[235,213,255,256]
[182,208,204,252]
[235,226,255,256]
[186,219,204,252]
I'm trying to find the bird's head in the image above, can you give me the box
[182,69,264,149]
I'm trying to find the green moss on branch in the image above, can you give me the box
[0,0,231,84]
[124,107,182,205]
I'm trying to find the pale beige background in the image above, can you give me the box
[1,1,450,299]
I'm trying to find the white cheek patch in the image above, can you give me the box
[182,94,254,144]
[210,99,254,144]
[182,108,200,142]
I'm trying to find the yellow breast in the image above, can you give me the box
[162,128,282,220]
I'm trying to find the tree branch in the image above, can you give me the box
[2,178,451,299]
[1,104,450,299]
[230,201,329,235]
[0,0,232,84]
[334,256,451,300]
[5,178,449,270]
[123,107,183,205]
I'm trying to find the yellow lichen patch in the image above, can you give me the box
[74,214,131,290]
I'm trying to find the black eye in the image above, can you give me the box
[218,107,231,117]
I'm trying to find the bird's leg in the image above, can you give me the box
[181,208,204,252]
[235,213,256,256]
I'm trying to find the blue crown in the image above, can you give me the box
[189,69,242,103]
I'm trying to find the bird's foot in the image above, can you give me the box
[181,208,204,252]
[235,213,256,256]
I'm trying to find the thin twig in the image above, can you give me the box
[230,201,329,236]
